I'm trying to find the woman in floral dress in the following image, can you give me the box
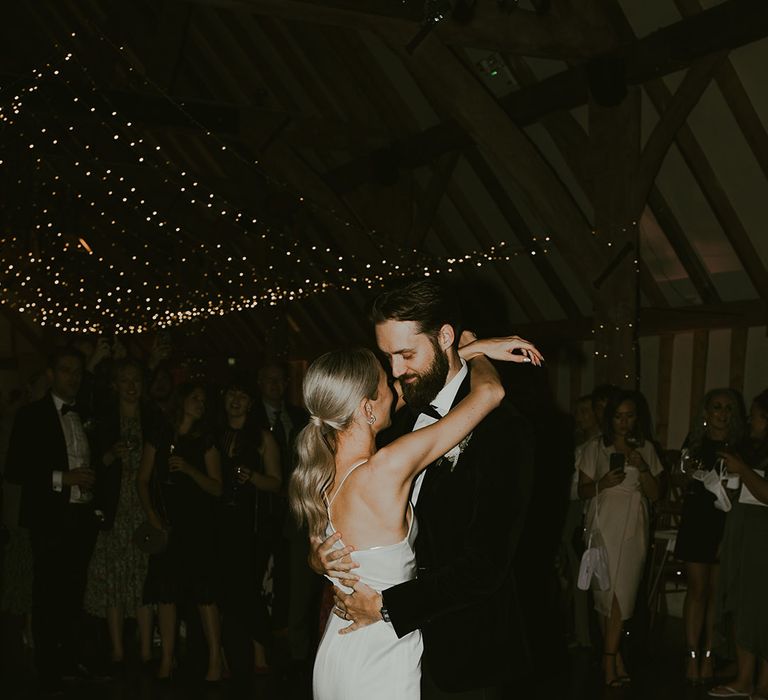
[84,359,154,666]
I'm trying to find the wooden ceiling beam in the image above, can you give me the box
[376,32,602,289]
[411,152,460,250]
[443,180,546,323]
[673,0,768,184]
[500,0,768,122]
[324,0,768,191]
[463,147,584,320]
[502,54,672,311]
[646,188,721,306]
[645,78,768,305]
[174,0,616,58]
[632,52,726,214]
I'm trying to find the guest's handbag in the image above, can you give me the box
[577,483,610,591]
[132,521,169,554]
[693,463,732,512]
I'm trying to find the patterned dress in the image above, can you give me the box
[84,415,148,616]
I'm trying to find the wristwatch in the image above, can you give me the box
[380,604,391,623]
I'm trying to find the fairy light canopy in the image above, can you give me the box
[0,0,766,365]
[0,18,546,339]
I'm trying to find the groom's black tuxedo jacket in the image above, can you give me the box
[380,372,534,692]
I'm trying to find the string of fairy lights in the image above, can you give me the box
[0,27,636,337]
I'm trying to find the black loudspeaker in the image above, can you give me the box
[586,56,628,107]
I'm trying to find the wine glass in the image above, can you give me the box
[163,442,178,486]
[679,447,692,475]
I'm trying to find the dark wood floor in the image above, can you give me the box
[0,614,730,700]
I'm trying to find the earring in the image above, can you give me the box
[367,414,376,426]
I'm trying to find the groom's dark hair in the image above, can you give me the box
[370,279,462,345]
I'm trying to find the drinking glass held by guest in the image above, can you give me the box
[710,389,768,699]
[137,383,224,682]
[674,388,746,684]
[84,359,156,669]
[577,390,662,688]
[216,378,281,678]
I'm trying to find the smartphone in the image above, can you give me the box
[609,452,626,473]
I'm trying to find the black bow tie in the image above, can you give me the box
[61,403,78,416]
[419,404,443,421]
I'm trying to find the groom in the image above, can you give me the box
[313,279,535,698]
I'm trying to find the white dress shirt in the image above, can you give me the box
[410,359,468,505]
[50,393,92,503]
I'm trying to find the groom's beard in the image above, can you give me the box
[400,342,450,412]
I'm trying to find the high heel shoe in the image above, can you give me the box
[603,652,624,688]
[700,649,715,685]
[686,648,701,685]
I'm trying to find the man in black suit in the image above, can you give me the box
[5,347,98,692]
[314,280,535,699]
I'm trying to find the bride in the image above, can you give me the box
[289,334,541,700]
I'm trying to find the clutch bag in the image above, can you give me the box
[132,522,169,554]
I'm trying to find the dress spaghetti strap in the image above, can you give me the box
[324,459,369,524]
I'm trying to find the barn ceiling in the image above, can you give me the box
[1,0,767,360]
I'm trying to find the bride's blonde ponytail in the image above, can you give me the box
[289,348,381,538]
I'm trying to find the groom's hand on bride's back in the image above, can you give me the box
[308,531,360,581]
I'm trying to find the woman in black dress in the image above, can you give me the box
[216,378,281,680]
[674,388,746,684]
[137,383,224,682]
[711,389,768,697]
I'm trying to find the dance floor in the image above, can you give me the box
[0,616,728,699]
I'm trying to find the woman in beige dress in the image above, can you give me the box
[578,390,662,687]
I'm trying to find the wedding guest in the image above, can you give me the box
[591,384,620,429]
[4,347,99,693]
[577,390,662,687]
[559,393,601,650]
[709,389,768,698]
[137,383,223,682]
[216,378,281,679]
[83,359,155,669]
[675,388,746,684]
[254,362,314,665]
[574,394,600,448]
[0,384,33,652]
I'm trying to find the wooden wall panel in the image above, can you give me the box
[655,335,675,448]
[557,350,571,412]
[729,327,748,394]
[581,340,595,399]
[639,334,660,425]
[704,329,731,391]
[744,326,768,402]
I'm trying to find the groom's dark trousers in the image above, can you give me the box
[379,372,535,697]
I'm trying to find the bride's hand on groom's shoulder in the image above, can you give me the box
[334,582,382,634]
[309,531,360,580]
[460,332,544,367]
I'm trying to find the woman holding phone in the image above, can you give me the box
[577,390,662,687]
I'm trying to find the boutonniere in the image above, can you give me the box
[81,417,96,434]
[438,432,474,472]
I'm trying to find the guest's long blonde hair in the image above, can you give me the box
[289,348,381,538]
